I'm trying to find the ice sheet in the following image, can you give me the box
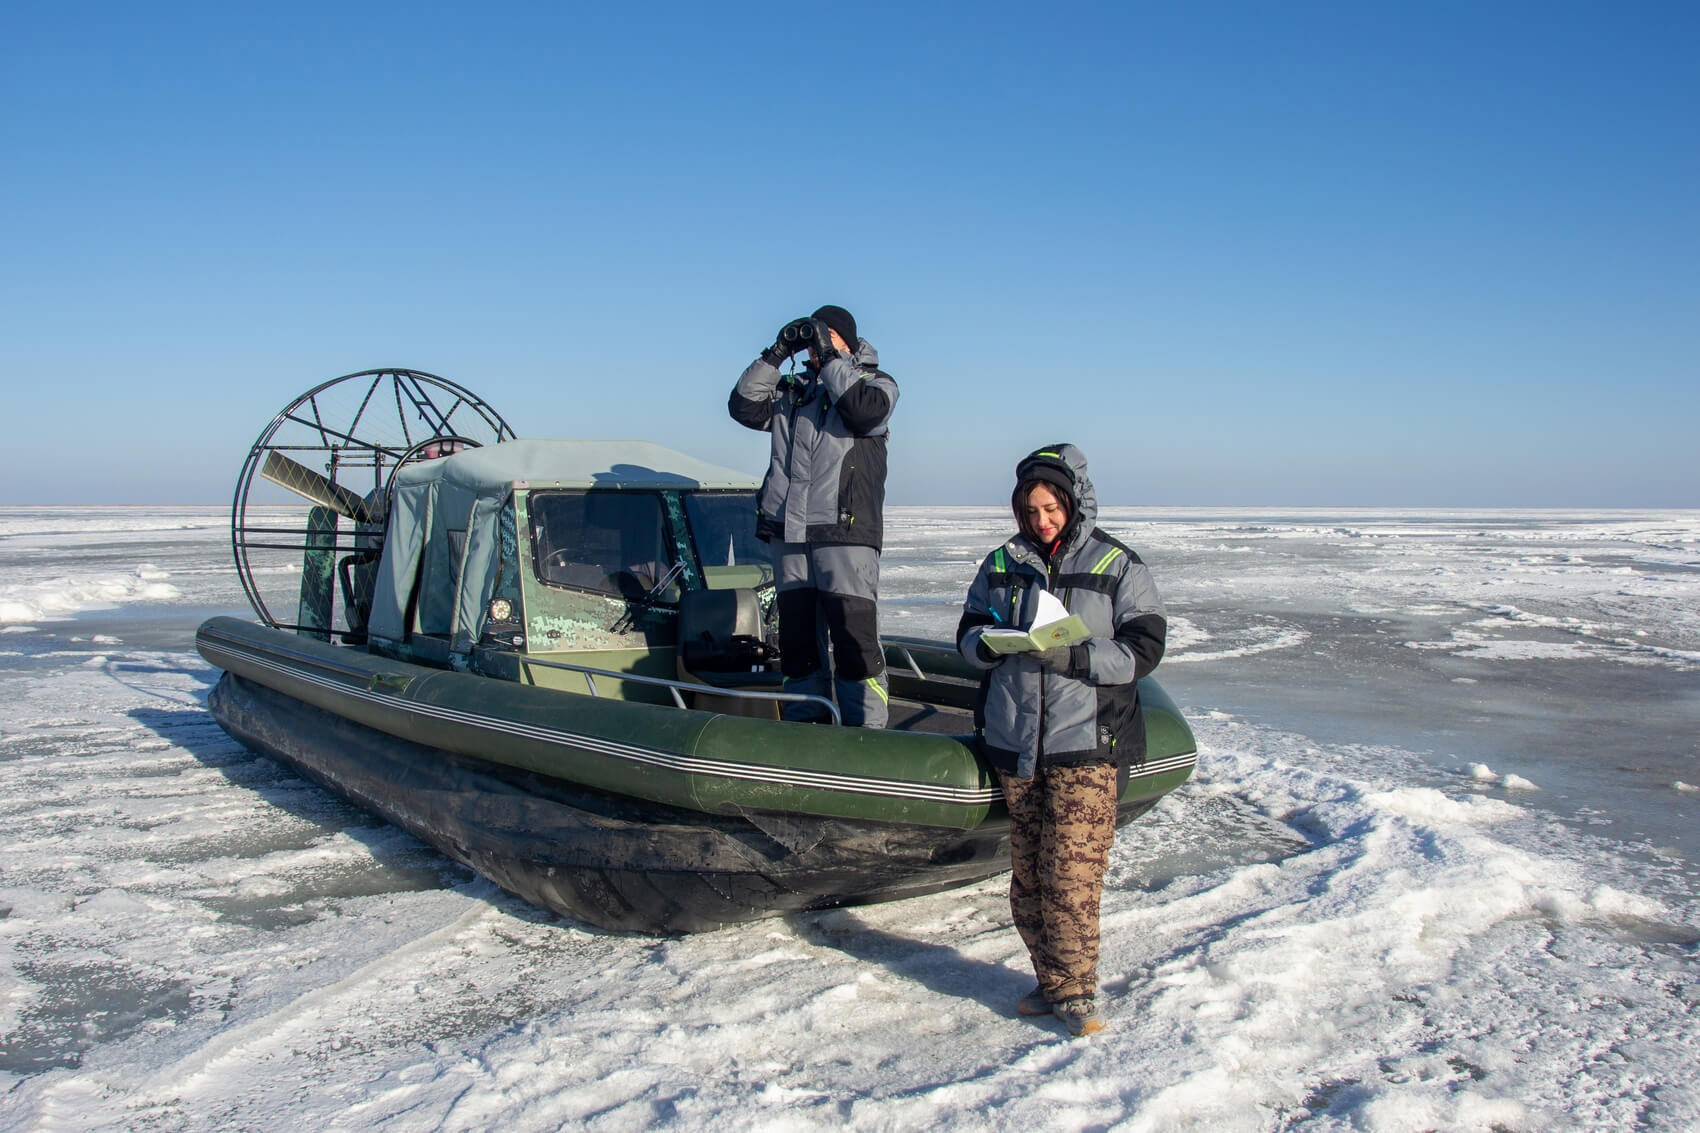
[1,505,1697,1129]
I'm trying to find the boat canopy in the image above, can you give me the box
[367,439,759,652]
[390,438,759,494]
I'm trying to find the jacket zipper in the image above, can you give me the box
[1029,571,1044,763]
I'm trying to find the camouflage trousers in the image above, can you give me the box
[998,763,1119,1003]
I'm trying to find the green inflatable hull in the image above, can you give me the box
[198,616,1198,932]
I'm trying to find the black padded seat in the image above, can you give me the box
[675,588,779,717]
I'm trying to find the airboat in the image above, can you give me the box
[199,369,1198,933]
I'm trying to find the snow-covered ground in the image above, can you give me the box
[2,506,1697,1130]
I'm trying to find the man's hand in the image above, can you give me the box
[761,318,812,368]
[808,317,843,362]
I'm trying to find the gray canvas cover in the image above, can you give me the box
[367,439,758,653]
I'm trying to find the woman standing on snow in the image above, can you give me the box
[955,444,1168,1036]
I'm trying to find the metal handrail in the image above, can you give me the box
[884,637,968,682]
[517,655,843,726]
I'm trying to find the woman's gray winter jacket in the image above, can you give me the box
[728,340,899,551]
[956,444,1167,779]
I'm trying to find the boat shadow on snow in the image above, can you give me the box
[126,700,482,927]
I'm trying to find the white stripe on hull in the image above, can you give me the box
[202,633,1197,811]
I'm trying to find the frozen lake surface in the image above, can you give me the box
[2,505,1697,1130]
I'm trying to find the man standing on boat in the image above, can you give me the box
[728,305,899,728]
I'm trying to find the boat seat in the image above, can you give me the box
[675,588,779,719]
[337,550,381,643]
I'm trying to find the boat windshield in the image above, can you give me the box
[684,491,772,588]
[530,490,680,603]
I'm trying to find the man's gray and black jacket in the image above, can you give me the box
[955,444,1167,779]
[728,340,898,550]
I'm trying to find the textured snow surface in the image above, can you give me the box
[1,506,1697,1130]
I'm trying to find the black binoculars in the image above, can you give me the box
[780,319,818,345]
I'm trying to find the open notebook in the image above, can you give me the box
[981,588,1090,655]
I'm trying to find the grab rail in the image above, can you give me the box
[517,655,843,726]
[884,637,970,681]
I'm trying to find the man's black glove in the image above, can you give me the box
[760,318,812,368]
[809,317,844,362]
[975,637,1003,665]
[1032,645,1082,675]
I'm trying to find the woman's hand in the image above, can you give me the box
[1032,645,1085,676]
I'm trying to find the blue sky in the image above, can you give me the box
[3,1,1695,506]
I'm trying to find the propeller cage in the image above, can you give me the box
[231,369,517,641]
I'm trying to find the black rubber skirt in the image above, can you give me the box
[208,673,1062,933]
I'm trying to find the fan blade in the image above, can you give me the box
[260,452,378,523]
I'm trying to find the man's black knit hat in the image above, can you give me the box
[811,305,858,349]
